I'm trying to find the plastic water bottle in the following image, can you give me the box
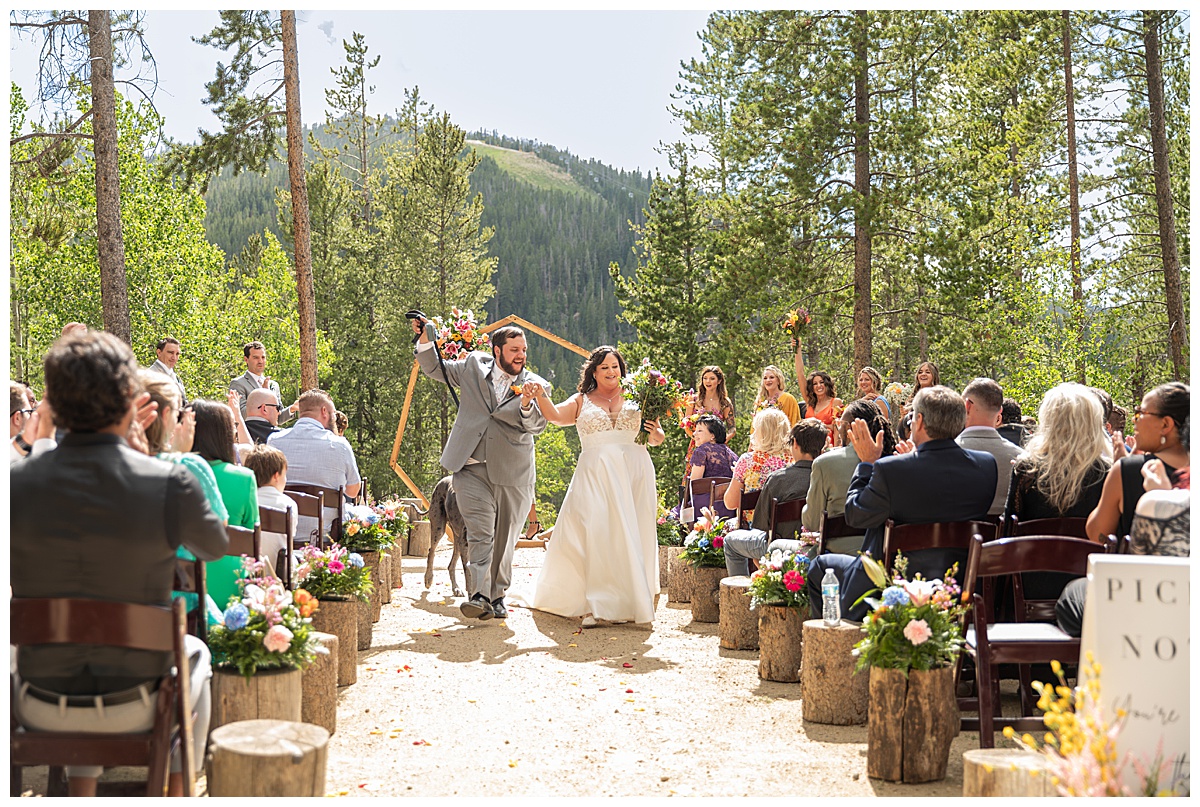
[822,568,841,626]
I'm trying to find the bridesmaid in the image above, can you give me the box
[679,366,736,501]
[899,361,940,439]
[793,333,844,442]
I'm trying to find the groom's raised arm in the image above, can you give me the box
[413,320,467,387]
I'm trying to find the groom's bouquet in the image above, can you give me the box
[622,358,686,445]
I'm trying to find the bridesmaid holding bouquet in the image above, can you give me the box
[678,366,736,500]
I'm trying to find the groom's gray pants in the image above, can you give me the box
[452,463,535,602]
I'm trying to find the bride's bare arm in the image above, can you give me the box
[522,382,581,426]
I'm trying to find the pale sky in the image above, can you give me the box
[9,9,715,176]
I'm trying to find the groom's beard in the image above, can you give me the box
[496,355,524,376]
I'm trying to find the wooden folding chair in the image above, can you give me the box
[882,518,1001,575]
[258,505,294,587]
[767,497,806,543]
[736,489,760,531]
[10,598,195,797]
[287,483,345,544]
[283,488,324,548]
[224,524,261,562]
[172,556,207,645]
[959,533,1116,746]
[815,510,863,555]
[1006,515,1088,539]
[683,476,731,526]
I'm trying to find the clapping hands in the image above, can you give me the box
[846,418,885,463]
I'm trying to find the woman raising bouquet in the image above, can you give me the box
[509,347,665,627]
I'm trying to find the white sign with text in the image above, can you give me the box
[1080,555,1189,795]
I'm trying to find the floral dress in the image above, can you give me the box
[732,449,789,524]
[679,400,736,487]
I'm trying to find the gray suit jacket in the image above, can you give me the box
[149,359,187,405]
[229,371,296,424]
[416,346,549,488]
[957,427,1025,516]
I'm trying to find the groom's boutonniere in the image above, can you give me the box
[510,384,524,395]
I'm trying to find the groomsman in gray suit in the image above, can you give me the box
[411,317,550,621]
[149,337,187,405]
[229,340,297,424]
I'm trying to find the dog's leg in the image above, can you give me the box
[423,478,450,590]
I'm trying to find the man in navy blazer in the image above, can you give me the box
[806,386,997,621]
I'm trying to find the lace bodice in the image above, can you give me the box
[576,395,642,439]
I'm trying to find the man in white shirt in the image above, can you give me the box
[149,336,187,405]
[268,389,361,543]
[242,444,298,578]
[229,341,298,422]
[9,382,55,463]
[957,378,1025,516]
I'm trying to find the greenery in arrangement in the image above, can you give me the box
[207,558,322,680]
[293,543,374,600]
[374,500,412,545]
[680,508,729,568]
[622,358,687,445]
[746,545,817,612]
[1003,654,1182,797]
[339,503,399,553]
[853,553,966,674]
[656,507,684,547]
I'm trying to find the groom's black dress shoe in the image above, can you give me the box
[460,594,493,621]
[490,598,508,619]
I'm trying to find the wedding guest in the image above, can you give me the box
[998,397,1027,447]
[242,444,298,579]
[724,407,792,525]
[685,414,739,519]
[243,387,282,445]
[958,378,1025,516]
[10,381,36,462]
[899,361,940,439]
[723,419,827,576]
[334,410,349,437]
[149,336,187,405]
[792,334,843,434]
[229,340,297,422]
[1085,381,1189,542]
[192,399,260,608]
[800,400,894,552]
[1108,404,1127,438]
[59,321,87,338]
[678,366,736,503]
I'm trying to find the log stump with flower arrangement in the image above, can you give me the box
[206,719,329,797]
[657,545,672,589]
[667,552,694,603]
[310,598,357,686]
[374,551,392,604]
[801,619,867,725]
[211,666,303,731]
[718,576,758,650]
[867,665,958,783]
[757,605,805,682]
[361,551,384,622]
[355,594,373,649]
[961,749,1058,797]
[407,520,432,558]
[301,631,338,734]
[690,566,724,622]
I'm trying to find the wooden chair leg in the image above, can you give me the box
[977,664,995,748]
[9,765,21,797]
[46,766,68,797]
[1018,663,1035,715]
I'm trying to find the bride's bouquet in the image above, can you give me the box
[430,307,490,360]
[622,358,686,445]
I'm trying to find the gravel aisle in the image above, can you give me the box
[323,544,981,797]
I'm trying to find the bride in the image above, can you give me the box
[510,346,664,626]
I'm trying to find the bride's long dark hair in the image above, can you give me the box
[578,346,627,394]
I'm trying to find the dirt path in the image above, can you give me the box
[323,544,985,797]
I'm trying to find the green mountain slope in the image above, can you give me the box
[465,140,590,197]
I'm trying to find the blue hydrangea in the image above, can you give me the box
[348,553,365,568]
[698,538,710,549]
[223,602,250,631]
[881,586,911,607]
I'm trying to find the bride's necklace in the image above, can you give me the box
[592,386,622,404]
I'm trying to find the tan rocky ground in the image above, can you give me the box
[18,542,1017,797]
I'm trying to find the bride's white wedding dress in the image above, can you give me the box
[511,395,659,624]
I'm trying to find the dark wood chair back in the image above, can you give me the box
[816,511,862,555]
[882,519,1001,575]
[686,476,731,519]
[172,556,207,645]
[286,483,344,543]
[224,524,262,562]
[737,489,761,530]
[767,497,806,542]
[1006,515,1089,539]
[10,598,194,796]
[259,505,294,587]
[283,489,324,548]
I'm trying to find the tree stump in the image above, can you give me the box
[206,719,329,797]
[867,665,958,783]
[310,598,357,686]
[355,594,373,650]
[757,605,804,682]
[719,576,758,650]
[690,565,724,622]
[657,545,672,590]
[962,749,1058,797]
[667,552,694,603]
[376,551,392,604]
[210,667,302,731]
[407,520,432,558]
[361,551,384,622]
[801,619,867,725]
[301,631,338,735]
[391,543,405,589]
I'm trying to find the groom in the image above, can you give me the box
[412,317,550,620]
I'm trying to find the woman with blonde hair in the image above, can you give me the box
[853,366,891,420]
[724,407,792,524]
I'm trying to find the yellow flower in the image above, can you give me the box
[346,521,361,536]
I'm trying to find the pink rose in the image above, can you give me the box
[263,624,294,653]
[903,618,932,646]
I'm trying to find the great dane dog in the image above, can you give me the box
[422,475,470,597]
